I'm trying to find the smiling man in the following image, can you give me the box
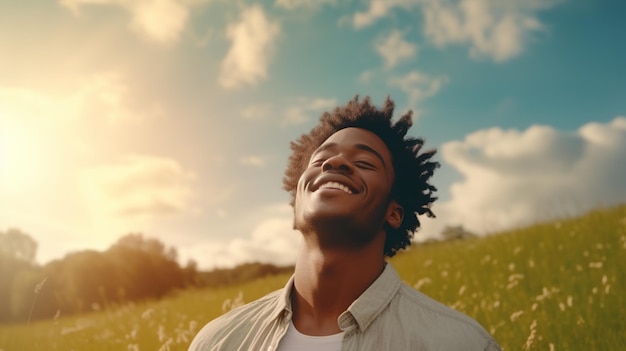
[189,96,501,351]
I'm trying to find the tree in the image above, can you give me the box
[111,233,177,261]
[0,228,37,264]
[107,233,186,299]
[440,225,477,241]
[0,229,39,322]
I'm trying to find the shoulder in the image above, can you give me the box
[188,289,284,351]
[396,284,486,330]
[391,284,500,350]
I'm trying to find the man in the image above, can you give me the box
[189,96,501,351]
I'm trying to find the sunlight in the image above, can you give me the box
[0,110,45,191]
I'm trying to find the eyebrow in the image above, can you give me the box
[312,142,387,167]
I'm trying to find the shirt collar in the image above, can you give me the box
[342,263,402,332]
[270,274,295,321]
[272,264,402,331]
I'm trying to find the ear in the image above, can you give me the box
[385,200,404,230]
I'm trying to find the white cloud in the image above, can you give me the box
[421,0,557,62]
[181,204,301,268]
[350,0,558,62]
[282,97,337,126]
[81,154,195,219]
[60,0,209,44]
[239,155,267,167]
[0,73,146,126]
[275,0,336,10]
[437,117,626,234]
[375,30,418,69]
[219,5,281,89]
[78,72,161,124]
[387,70,448,109]
[352,0,415,29]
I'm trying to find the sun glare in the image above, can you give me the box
[0,112,47,192]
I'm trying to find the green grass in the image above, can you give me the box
[1,205,624,351]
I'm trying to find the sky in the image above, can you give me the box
[1,0,625,270]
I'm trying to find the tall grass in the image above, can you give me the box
[1,205,624,351]
[391,205,625,350]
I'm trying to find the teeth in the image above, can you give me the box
[319,181,353,194]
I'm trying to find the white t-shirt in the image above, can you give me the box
[276,321,344,351]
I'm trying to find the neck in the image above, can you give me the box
[291,232,385,336]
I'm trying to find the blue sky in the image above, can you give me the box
[1,0,625,269]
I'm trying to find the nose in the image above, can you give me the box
[321,154,353,174]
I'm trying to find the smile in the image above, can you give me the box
[318,181,353,194]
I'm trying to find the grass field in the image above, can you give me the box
[1,205,624,350]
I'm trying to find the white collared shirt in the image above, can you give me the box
[189,264,501,351]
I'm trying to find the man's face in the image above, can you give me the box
[294,127,402,245]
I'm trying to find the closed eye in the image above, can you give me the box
[354,160,376,169]
[310,158,326,167]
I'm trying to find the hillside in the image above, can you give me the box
[1,205,624,350]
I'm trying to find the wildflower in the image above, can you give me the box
[507,273,524,289]
[589,262,603,268]
[232,291,244,308]
[128,325,139,340]
[158,338,173,351]
[413,277,432,290]
[142,308,155,319]
[221,299,232,313]
[34,277,48,294]
[510,310,524,322]
[175,326,191,343]
[536,286,559,301]
[506,281,519,289]
[522,320,538,351]
[489,320,505,335]
[450,300,466,311]
[222,291,245,313]
[157,324,167,343]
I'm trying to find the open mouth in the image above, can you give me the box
[318,181,354,194]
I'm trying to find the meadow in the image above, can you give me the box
[1,205,624,351]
